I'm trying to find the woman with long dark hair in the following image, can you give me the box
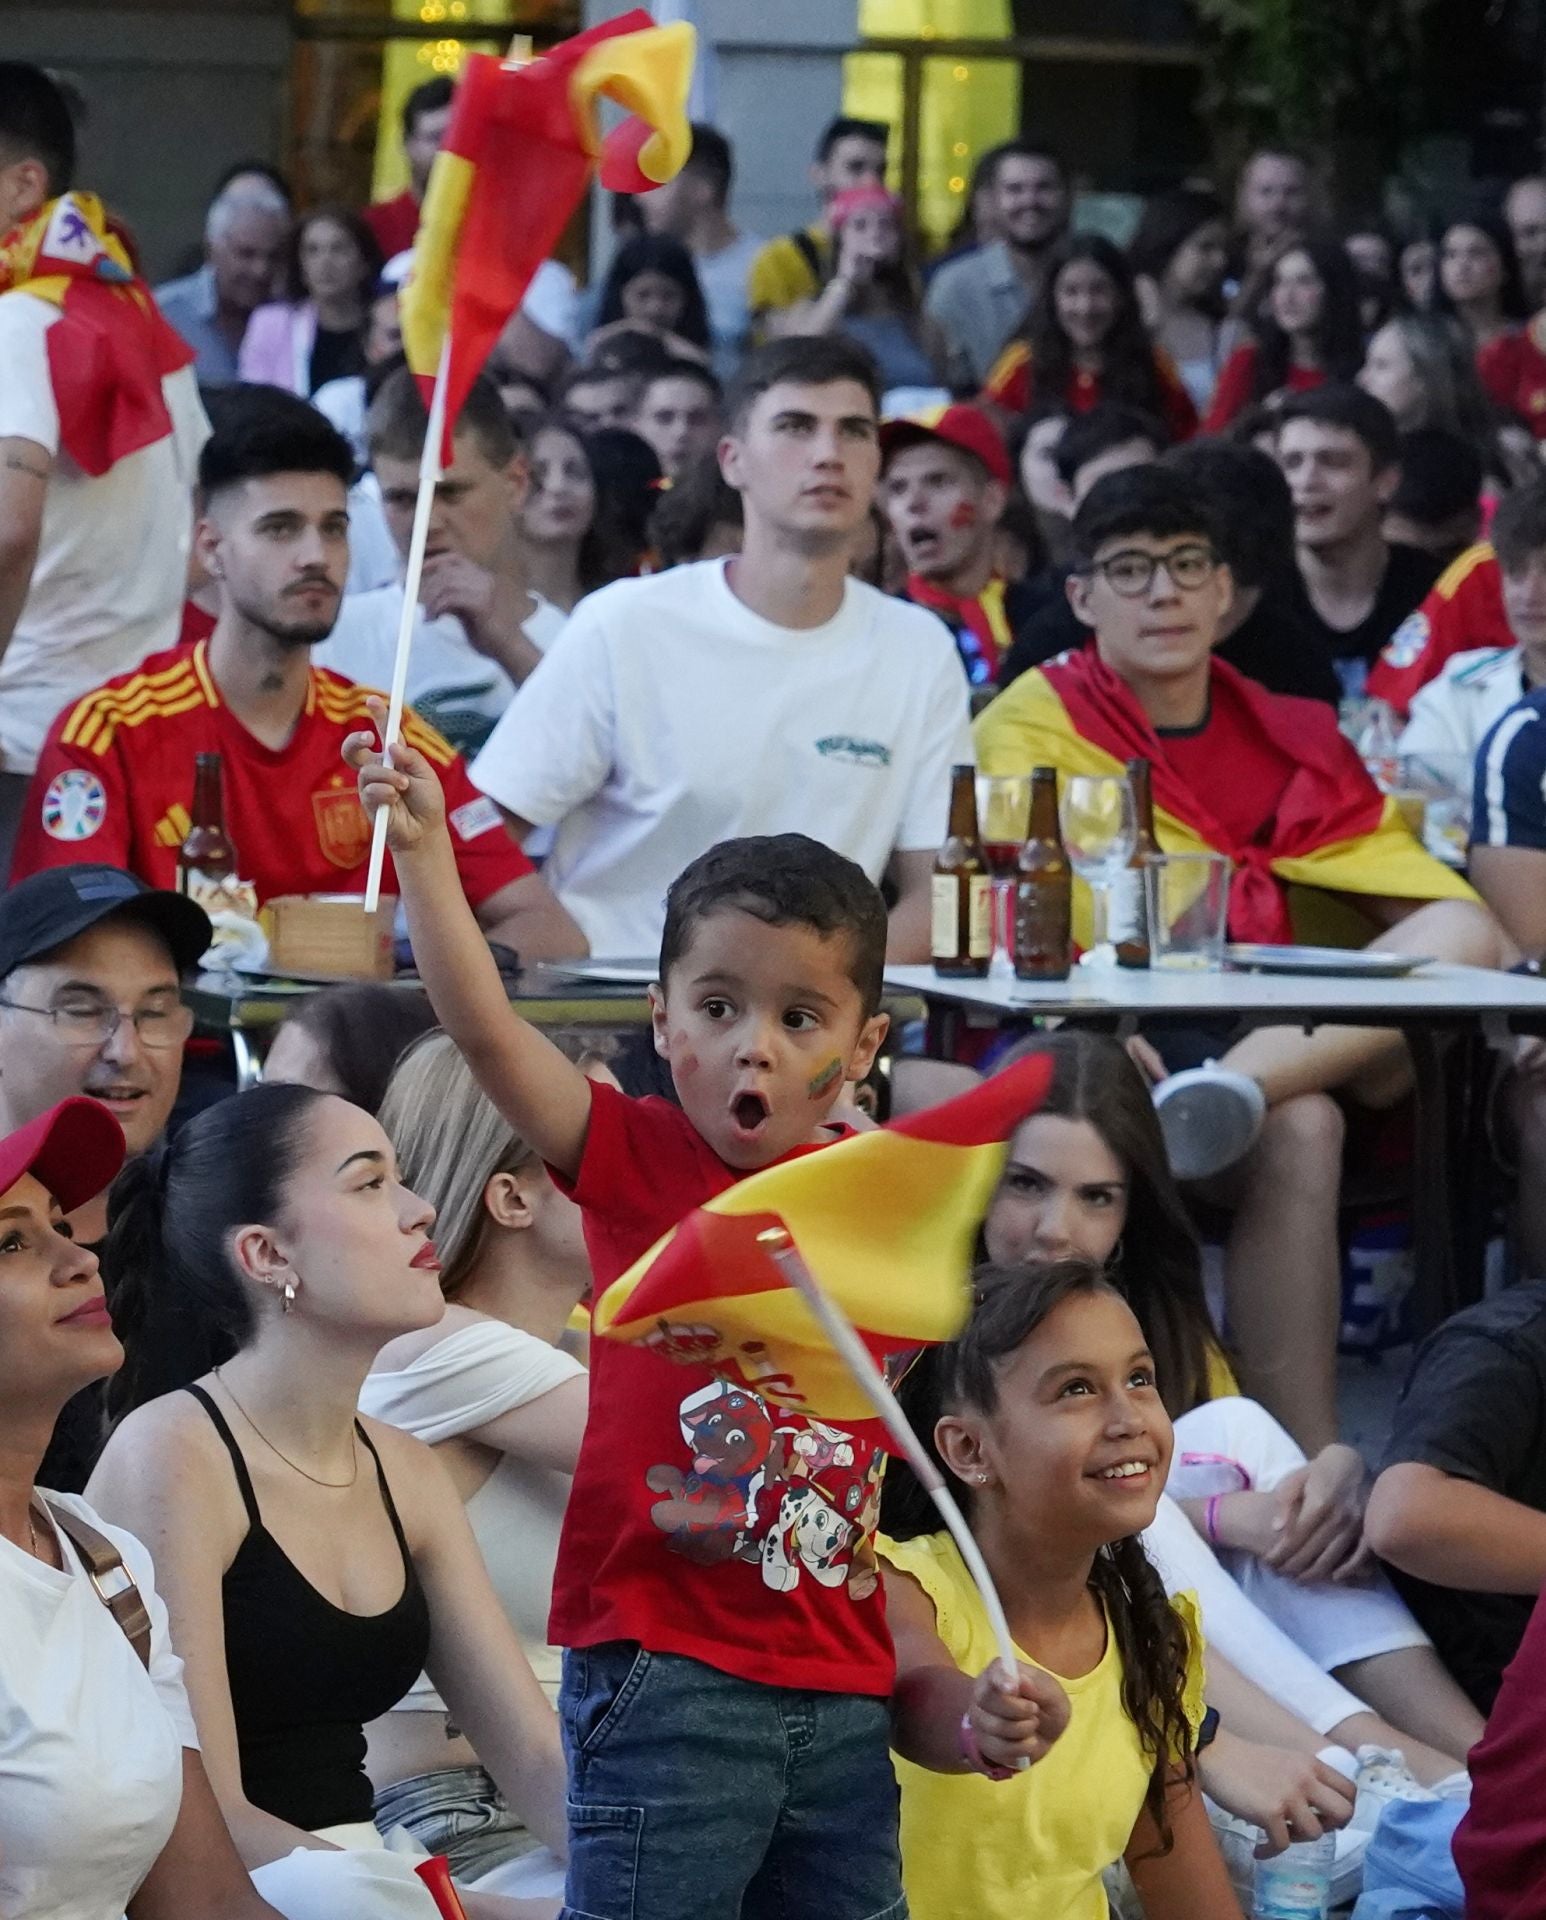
[983,234,1198,442]
[1433,213,1529,352]
[238,205,383,397]
[516,415,628,612]
[1129,187,1232,416]
[1204,238,1364,431]
[588,231,711,358]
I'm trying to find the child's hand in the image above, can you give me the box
[966,1660,1070,1775]
[1197,1732,1355,1858]
[343,694,446,853]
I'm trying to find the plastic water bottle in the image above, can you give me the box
[1252,1830,1335,1919]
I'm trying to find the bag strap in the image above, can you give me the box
[36,1496,152,1671]
[789,226,824,284]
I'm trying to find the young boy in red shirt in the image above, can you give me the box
[348,704,1054,1919]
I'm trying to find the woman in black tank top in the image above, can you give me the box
[85,1084,568,1904]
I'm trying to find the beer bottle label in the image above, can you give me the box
[967,873,993,958]
[931,874,961,959]
[1109,868,1145,945]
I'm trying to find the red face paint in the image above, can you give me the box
[948,500,979,530]
[674,1048,700,1079]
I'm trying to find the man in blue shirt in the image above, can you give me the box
[154,180,289,385]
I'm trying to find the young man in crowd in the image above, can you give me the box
[318,368,562,759]
[11,388,585,961]
[0,61,210,882]
[1276,385,1442,697]
[154,179,291,386]
[469,335,972,960]
[923,141,1071,391]
[975,465,1500,1449]
[748,117,888,332]
[633,360,724,482]
[1365,1280,1546,1713]
[362,74,453,260]
[559,360,647,432]
[638,123,763,379]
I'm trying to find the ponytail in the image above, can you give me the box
[104,1083,326,1419]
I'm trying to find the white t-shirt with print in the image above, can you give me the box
[0,291,209,774]
[469,558,973,956]
[0,1492,199,1920]
[317,583,566,762]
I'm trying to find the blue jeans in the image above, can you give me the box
[373,1763,537,1883]
[559,1641,907,1920]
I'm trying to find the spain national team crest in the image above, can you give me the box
[41,769,107,842]
[312,788,372,870]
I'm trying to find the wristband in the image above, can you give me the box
[1204,1493,1225,1544]
[959,1709,1015,1782]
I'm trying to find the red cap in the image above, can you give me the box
[880,403,1011,488]
[0,1098,126,1216]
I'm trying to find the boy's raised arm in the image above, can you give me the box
[346,696,594,1180]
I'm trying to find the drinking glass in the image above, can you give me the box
[1058,774,1136,967]
[975,773,1032,970]
[1144,852,1232,970]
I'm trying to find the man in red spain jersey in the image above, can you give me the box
[11,389,586,961]
[1366,541,1512,716]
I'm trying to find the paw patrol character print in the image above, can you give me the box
[646,1379,780,1565]
[757,1421,885,1598]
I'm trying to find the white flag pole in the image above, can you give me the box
[363,329,452,912]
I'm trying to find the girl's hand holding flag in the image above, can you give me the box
[345,694,446,854]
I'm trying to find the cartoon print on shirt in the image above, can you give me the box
[645,1379,780,1565]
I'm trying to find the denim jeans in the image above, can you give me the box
[373,1763,536,1884]
[559,1641,907,1920]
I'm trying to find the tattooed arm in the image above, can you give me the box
[0,437,51,666]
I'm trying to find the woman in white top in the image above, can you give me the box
[0,1096,280,1920]
[364,1032,591,1894]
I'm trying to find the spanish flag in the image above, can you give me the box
[594,1053,1054,1442]
[402,10,694,460]
[974,647,1475,947]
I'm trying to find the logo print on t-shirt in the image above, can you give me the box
[41,769,107,842]
[814,735,892,769]
[312,788,372,869]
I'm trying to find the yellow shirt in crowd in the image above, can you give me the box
[878,1529,1206,1920]
[747,223,830,316]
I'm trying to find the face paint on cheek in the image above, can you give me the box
[673,1046,700,1079]
[948,500,979,530]
[807,1056,845,1101]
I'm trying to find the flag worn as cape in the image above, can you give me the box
[594,1051,1055,1446]
[402,10,694,461]
[974,646,1475,945]
[0,194,194,477]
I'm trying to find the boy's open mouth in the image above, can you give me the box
[731,1090,771,1135]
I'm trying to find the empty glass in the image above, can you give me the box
[1144,852,1232,970]
[1397,752,1472,867]
[1059,774,1136,968]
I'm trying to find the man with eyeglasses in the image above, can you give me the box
[0,864,210,1489]
[975,465,1505,1452]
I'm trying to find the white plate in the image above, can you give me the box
[1225,944,1432,978]
[537,958,660,985]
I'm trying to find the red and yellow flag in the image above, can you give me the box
[401,9,694,460]
[594,1053,1054,1441]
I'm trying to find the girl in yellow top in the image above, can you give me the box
[880,1260,1235,1920]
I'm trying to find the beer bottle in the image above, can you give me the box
[1114,757,1160,970]
[177,752,237,903]
[931,765,992,977]
[1014,766,1071,981]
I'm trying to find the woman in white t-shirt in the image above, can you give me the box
[363,1032,591,1896]
[0,1096,280,1920]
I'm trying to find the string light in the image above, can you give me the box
[953,141,968,156]
[953,63,969,80]
[948,175,965,193]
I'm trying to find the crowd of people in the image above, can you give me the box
[8,44,1546,1920]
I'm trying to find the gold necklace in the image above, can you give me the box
[213,1369,359,1490]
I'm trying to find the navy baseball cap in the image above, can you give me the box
[0,866,212,980]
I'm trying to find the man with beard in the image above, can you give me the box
[11,388,584,959]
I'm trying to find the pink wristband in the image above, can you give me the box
[1204,1493,1225,1544]
[959,1709,1015,1782]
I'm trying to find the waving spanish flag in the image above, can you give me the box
[975,647,1475,947]
[594,1053,1054,1440]
[401,10,694,459]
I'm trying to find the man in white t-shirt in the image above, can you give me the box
[638,123,763,381]
[470,334,971,958]
[0,63,209,878]
[317,367,564,761]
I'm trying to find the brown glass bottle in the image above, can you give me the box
[1114,757,1160,969]
[932,764,992,977]
[1014,766,1071,981]
[177,752,237,898]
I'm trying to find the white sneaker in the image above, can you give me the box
[1152,1063,1266,1181]
[1349,1744,1437,1837]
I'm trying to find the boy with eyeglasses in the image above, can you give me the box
[975,467,1502,1453]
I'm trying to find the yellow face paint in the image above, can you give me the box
[807,1056,845,1102]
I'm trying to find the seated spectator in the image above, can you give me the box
[1384,428,1485,564]
[320,371,563,758]
[631,359,722,481]
[362,1032,590,1892]
[880,403,1026,687]
[636,121,763,380]
[1275,384,1443,698]
[1368,537,1512,715]
[974,465,1501,1447]
[1343,218,1399,333]
[586,231,711,367]
[556,360,645,432]
[647,449,743,568]
[155,178,290,386]
[516,413,621,614]
[11,388,585,961]
[1358,313,1506,466]
[237,205,382,398]
[87,1084,568,1906]
[1399,228,1439,309]
[1204,239,1363,433]
[1229,145,1314,287]
[1478,306,1546,443]
[1434,212,1529,353]
[1402,479,1546,762]
[779,186,944,396]
[468,336,972,960]
[983,234,1198,442]
[1128,186,1232,416]
[923,141,1070,392]
[1015,404,1075,567]
[362,75,452,261]
[748,115,889,335]
[0,1096,284,1920]
[1506,172,1546,309]
[1364,1282,1546,1712]
[1452,1587,1546,1916]
[0,62,210,878]
[585,425,664,578]
[261,983,437,1113]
